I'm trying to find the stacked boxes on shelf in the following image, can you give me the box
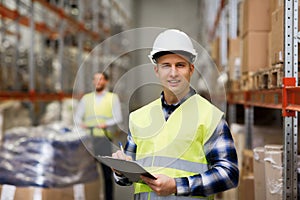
[270,2,284,65]
[269,1,300,89]
[240,0,271,90]
[230,0,299,91]
[228,38,241,92]
[225,0,295,91]
[210,37,221,70]
[251,0,293,90]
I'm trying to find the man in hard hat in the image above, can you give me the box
[112,29,239,199]
[75,72,123,200]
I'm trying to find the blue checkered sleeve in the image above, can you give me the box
[175,119,239,196]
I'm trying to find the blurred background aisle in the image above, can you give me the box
[0,0,299,200]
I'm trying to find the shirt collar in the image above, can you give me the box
[94,90,107,97]
[160,87,196,108]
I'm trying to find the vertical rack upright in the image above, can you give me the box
[283,0,298,199]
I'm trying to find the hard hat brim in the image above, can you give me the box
[150,50,197,64]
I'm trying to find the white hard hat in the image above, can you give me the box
[149,29,198,64]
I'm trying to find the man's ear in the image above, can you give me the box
[154,66,159,77]
[190,64,195,75]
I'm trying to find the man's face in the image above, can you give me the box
[154,54,194,98]
[93,73,108,92]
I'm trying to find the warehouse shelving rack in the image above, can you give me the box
[0,0,131,125]
[0,0,131,101]
[223,0,299,199]
[0,0,95,101]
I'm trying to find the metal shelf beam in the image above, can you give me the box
[33,0,100,40]
[228,86,300,112]
[0,3,55,36]
[0,91,73,101]
[0,1,101,40]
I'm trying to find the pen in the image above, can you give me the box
[119,141,124,153]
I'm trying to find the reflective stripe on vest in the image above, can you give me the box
[134,192,213,200]
[84,115,111,121]
[83,92,114,137]
[129,94,223,198]
[136,156,208,174]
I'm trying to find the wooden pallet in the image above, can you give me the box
[240,72,254,91]
[239,64,299,91]
[251,69,269,90]
[250,64,284,90]
[268,64,283,89]
[228,80,240,92]
[252,71,259,90]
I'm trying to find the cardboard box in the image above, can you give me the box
[221,188,238,200]
[228,56,241,80]
[270,0,283,13]
[211,37,220,67]
[242,0,271,37]
[268,31,272,68]
[238,1,244,37]
[228,38,241,58]
[242,32,269,73]
[241,149,254,177]
[230,123,283,150]
[0,185,42,200]
[264,145,283,200]
[0,179,100,200]
[253,147,266,200]
[231,127,245,170]
[228,38,241,80]
[238,175,255,200]
[271,7,284,65]
[271,7,300,64]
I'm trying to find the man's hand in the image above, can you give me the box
[97,124,107,129]
[140,174,177,196]
[111,150,132,175]
[112,150,132,161]
[80,124,87,129]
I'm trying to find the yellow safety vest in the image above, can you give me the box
[82,92,115,138]
[129,94,223,200]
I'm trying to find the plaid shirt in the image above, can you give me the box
[115,89,239,197]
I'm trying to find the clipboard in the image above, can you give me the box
[96,156,157,182]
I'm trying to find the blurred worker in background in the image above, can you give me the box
[112,29,239,199]
[75,71,122,200]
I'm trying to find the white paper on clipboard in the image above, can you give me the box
[96,156,156,182]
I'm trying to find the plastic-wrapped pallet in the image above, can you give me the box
[264,144,283,200]
[0,122,99,188]
[40,99,78,126]
[253,147,266,200]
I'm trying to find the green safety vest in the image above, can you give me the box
[82,91,115,138]
[129,94,223,200]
